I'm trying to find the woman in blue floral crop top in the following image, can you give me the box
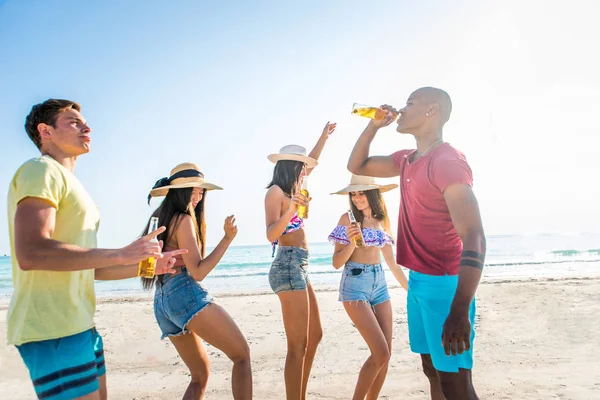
[328,174,408,400]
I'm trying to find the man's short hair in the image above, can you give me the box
[24,99,81,149]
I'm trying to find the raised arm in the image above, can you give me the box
[347,106,401,178]
[176,214,237,282]
[15,197,163,272]
[441,184,486,356]
[306,121,336,175]
[381,244,408,290]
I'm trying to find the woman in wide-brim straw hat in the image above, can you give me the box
[143,162,252,399]
[264,121,336,399]
[328,174,408,399]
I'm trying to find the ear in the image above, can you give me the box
[426,103,440,117]
[38,123,52,141]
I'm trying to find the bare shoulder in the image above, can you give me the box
[265,186,288,207]
[173,214,195,236]
[265,185,285,199]
[337,213,350,225]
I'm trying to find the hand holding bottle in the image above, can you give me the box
[369,104,399,129]
[288,178,310,216]
[137,217,163,278]
[347,209,365,248]
[120,225,164,265]
[346,223,362,247]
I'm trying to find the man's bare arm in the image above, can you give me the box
[15,198,163,271]
[347,119,400,178]
[95,248,186,280]
[441,184,486,355]
[445,184,486,312]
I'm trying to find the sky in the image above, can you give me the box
[1,0,599,254]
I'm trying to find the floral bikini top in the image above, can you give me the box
[272,213,304,256]
[328,225,394,248]
[283,213,304,235]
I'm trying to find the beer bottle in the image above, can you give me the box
[351,103,398,120]
[297,179,309,219]
[347,209,365,248]
[138,216,159,278]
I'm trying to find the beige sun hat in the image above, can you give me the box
[267,144,318,168]
[331,174,398,195]
[148,162,222,201]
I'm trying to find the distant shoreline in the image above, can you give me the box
[96,275,600,301]
[2,231,600,255]
[1,275,598,310]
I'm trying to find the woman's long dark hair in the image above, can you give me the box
[266,160,304,196]
[141,187,206,290]
[349,189,392,236]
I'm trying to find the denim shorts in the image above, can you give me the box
[154,267,214,339]
[269,246,310,294]
[407,270,476,372]
[16,328,105,400]
[339,261,390,306]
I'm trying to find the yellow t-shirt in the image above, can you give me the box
[6,155,100,345]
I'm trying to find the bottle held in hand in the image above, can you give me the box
[138,217,159,278]
[351,103,398,120]
[347,209,365,248]
[297,179,309,219]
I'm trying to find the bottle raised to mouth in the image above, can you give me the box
[351,103,398,120]
[347,209,365,248]
[138,216,159,278]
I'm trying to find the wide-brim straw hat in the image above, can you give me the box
[149,162,222,199]
[331,174,398,195]
[267,144,318,168]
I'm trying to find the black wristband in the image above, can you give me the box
[461,250,484,261]
[460,259,484,270]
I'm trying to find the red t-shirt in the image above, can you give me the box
[392,143,473,275]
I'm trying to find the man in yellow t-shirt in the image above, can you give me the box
[8,99,186,400]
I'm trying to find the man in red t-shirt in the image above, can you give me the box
[348,87,486,400]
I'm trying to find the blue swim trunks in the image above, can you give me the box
[407,270,476,373]
[16,328,105,399]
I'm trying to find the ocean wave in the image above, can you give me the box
[548,249,600,256]
[209,268,338,279]
[487,259,600,267]
[1,249,599,283]
[207,258,600,279]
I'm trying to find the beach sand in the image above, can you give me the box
[1,277,599,399]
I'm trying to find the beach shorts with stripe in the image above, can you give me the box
[16,328,106,400]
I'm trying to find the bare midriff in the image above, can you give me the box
[277,229,308,250]
[348,246,382,265]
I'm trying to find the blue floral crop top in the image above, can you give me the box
[328,225,395,248]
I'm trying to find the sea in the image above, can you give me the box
[1,232,599,302]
